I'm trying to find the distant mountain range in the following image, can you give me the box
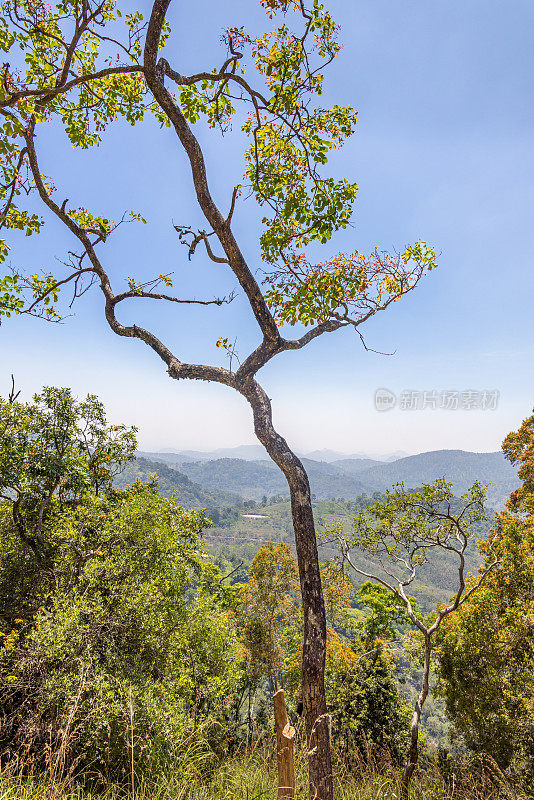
[138,445,409,464]
[132,448,519,509]
[333,450,518,508]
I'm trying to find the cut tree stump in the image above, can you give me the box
[274,689,296,800]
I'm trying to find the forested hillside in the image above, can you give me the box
[120,459,494,611]
[115,456,241,508]
[2,386,531,800]
[349,450,518,508]
[207,497,492,611]
[134,449,518,508]
[177,457,374,501]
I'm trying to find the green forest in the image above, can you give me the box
[0,386,533,800]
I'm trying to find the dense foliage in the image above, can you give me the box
[0,386,136,562]
[2,383,533,800]
[236,543,410,763]
[437,410,534,796]
[0,485,242,781]
[0,387,243,782]
[0,386,137,621]
[326,479,501,796]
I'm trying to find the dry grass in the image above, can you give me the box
[0,745,518,800]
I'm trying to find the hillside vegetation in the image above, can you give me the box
[346,450,518,508]
[117,456,494,611]
[135,448,518,508]
[1,386,531,800]
[115,457,241,508]
[206,498,491,611]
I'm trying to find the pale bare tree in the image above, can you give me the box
[329,479,500,798]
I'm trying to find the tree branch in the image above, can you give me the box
[22,116,235,389]
[162,60,270,108]
[143,0,280,344]
[110,289,234,307]
[2,66,143,109]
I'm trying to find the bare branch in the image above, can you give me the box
[22,114,238,392]
[144,0,279,344]
[428,558,502,635]
[8,375,21,404]
[342,550,425,634]
[110,289,235,307]
[226,185,240,225]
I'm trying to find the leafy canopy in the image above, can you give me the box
[347,479,487,593]
[238,541,301,689]
[0,0,156,289]
[0,386,136,497]
[0,0,436,329]
[238,541,409,758]
[502,408,534,512]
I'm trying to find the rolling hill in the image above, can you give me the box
[206,497,493,611]
[174,457,374,502]
[114,457,240,509]
[116,453,506,609]
[136,448,518,509]
[350,449,518,508]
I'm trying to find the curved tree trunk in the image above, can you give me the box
[242,378,333,800]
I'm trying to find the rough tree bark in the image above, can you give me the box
[244,381,332,800]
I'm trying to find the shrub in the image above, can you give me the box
[0,483,243,784]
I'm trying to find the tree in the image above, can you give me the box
[437,410,534,794]
[239,542,301,692]
[0,0,437,793]
[355,581,409,646]
[502,407,534,512]
[239,544,409,765]
[323,577,411,765]
[324,631,410,766]
[328,480,499,799]
[320,560,354,631]
[0,385,136,568]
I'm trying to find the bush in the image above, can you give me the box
[0,483,243,784]
[325,633,410,764]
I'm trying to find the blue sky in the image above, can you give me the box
[1,0,533,455]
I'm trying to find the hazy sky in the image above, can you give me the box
[1,0,533,455]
